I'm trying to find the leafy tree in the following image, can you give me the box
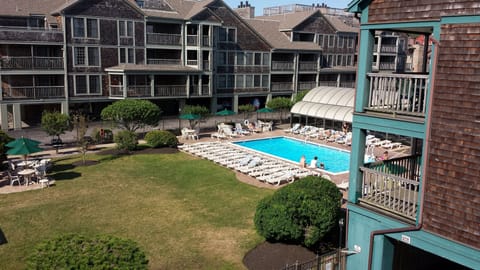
[114,130,138,152]
[41,111,72,144]
[0,131,13,167]
[71,114,90,165]
[254,176,342,248]
[266,97,294,122]
[238,104,255,119]
[101,100,162,132]
[27,234,148,269]
[144,130,178,148]
[294,90,309,103]
[181,105,209,128]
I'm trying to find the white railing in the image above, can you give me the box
[379,62,396,70]
[271,82,293,91]
[202,36,210,46]
[272,61,294,71]
[360,167,419,220]
[110,86,124,97]
[186,59,198,66]
[186,35,198,46]
[299,61,317,71]
[0,56,63,70]
[3,86,64,99]
[127,86,150,97]
[367,73,428,117]
[298,82,316,90]
[154,85,186,97]
[147,59,182,65]
[146,33,181,45]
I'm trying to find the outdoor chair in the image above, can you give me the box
[8,171,21,186]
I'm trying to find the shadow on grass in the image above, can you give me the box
[51,163,76,172]
[49,171,82,181]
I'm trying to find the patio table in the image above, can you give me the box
[18,169,36,186]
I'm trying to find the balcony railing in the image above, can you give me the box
[186,59,198,66]
[146,33,181,45]
[375,44,397,53]
[272,61,294,71]
[298,82,316,90]
[366,73,428,117]
[127,86,150,97]
[147,59,182,65]
[271,82,293,92]
[154,85,186,97]
[3,86,64,99]
[110,86,124,97]
[187,35,198,46]
[202,36,210,47]
[378,62,396,70]
[0,56,64,70]
[190,84,210,96]
[202,60,210,71]
[359,155,421,220]
[299,61,317,71]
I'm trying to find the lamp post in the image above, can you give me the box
[338,218,345,270]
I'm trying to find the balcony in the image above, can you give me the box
[298,81,316,90]
[155,85,187,97]
[375,44,398,54]
[190,85,210,97]
[359,155,421,221]
[299,61,317,71]
[0,26,63,43]
[3,86,64,99]
[146,33,181,46]
[127,86,150,97]
[272,61,294,71]
[203,60,210,71]
[202,36,210,47]
[187,35,198,46]
[0,57,64,70]
[109,85,187,97]
[366,73,428,118]
[186,60,198,66]
[147,59,182,65]
[271,82,293,92]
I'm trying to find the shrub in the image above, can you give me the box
[92,128,114,144]
[254,176,342,248]
[144,130,178,148]
[26,234,148,269]
[0,130,13,168]
[114,130,138,151]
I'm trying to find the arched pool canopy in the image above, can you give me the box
[291,86,355,123]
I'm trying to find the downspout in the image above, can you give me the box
[366,36,440,270]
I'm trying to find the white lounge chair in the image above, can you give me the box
[235,123,250,135]
[283,123,301,133]
[382,142,403,149]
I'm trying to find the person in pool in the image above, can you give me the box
[309,156,318,168]
[299,155,306,168]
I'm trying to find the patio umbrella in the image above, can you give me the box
[215,109,236,122]
[256,107,274,120]
[6,137,41,149]
[179,113,201,129]
[6,138,44,168]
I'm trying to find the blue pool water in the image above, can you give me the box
[234,137,350,174]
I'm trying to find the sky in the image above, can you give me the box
[223,0,352,16]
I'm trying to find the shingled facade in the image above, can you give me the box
[0,0,359,130]
[345,0,480,269]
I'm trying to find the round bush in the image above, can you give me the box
[27,234,148,269]
[114,130,138,151]
[144,130,178,148]
[254,176,342,247]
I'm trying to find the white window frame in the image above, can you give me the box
[328,35,335,48]
[73,74,102,95]
[347,36,355,48]
[337,35,344,48]
[73,46,100,67]
[118,20,134,38]
[119,47,135,64]
[72,17,99,39]
[219,27,236,43]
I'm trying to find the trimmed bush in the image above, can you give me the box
[0,130,13,168]
[114,130,138,151]
[26,234,148,269]
[144,130,178,148]
[254,176,342,248]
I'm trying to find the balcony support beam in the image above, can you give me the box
[0,104,8,131]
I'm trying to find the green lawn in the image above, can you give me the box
[0,151,273,269]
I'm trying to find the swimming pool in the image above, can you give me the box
[233,137,350,174]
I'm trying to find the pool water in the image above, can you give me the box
[234,137,350,174]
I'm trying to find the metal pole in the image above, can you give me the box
[338,218,344,270]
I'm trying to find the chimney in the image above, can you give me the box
[233,1,255,19]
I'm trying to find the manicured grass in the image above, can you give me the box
[0,151,273,269]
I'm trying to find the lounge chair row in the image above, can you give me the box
[366,135,404,149]
[179,142,318,186]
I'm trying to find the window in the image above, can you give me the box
[254,53,262,65]
[119,48,135,64]
[236,52,244,65]
[262,75,269,87]
[328,35,335,48]
[245,75,253,88]
[236,75,244,88]
[217,75,234,88]
[135,0,144,8]
[75,75,102,95]
[347,55,353,66]
[318,34,324,47]
[262,53,269,66]
[219,27,236,42]
[218,51,227,65]
[246,53,253,65]
[254,75,261,87]
[74,47,99,66]
[72,18,98,38]
[347,36,355,48]
[337,55,342,66]
[337,36,344,48]
[119,21,134,37]
[327,55,333,67]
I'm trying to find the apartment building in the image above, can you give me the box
[0,0,360,130]
[345,0,480,269]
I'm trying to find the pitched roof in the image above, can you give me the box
[256,10,318,31]
[1,0,68,23]
[323,14,358,33]
[245,18,322,50]
[134,0,217,21]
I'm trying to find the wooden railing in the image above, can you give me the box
[3,86,64,99]
[271,82,293,92]
[127,86,150,97]
[110,86,124,97]
[282,251,343,270]
[366,73,428,117]
[0,56,63,70]
[298,82,316,90]
[272,61,294,71]
[154,85,186,97]
[147,59,182,65]
[298,61,317,71]
[146,33,181,45]
[359,155,422,220]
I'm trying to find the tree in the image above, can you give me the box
[71,114,90,165]
[238,104,255,119]
[254,176,342,248]
[41,112,72,144]
[266,97,294,122]
[101,100,161,132]
[181,105,209,128]
[0,130,13,167]
[294,90,309,103]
